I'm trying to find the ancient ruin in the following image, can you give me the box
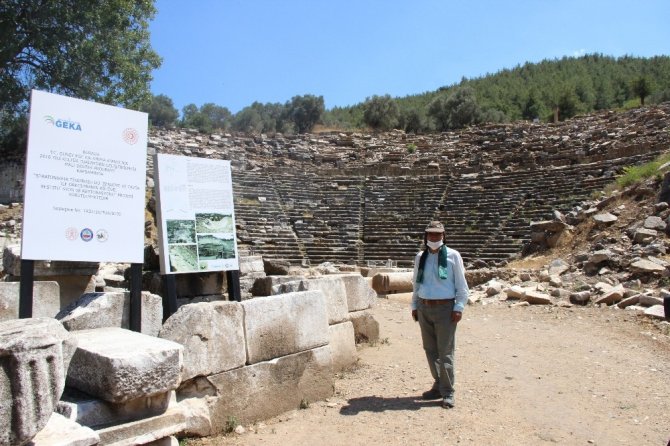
[0,104,669,444]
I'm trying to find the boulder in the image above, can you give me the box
[328,321,357,372]
[347,310,380,343]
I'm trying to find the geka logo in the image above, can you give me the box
[44,115,82,131]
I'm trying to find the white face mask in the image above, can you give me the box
[426,240,443,250]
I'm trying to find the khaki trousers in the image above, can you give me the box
[417,299,457,397]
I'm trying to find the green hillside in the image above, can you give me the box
[323,54,670,132]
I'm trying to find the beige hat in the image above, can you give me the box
[425,221,445,233]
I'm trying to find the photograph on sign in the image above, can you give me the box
[154,154,239,274]
[21,90,148,263]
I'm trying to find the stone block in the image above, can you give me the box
[66,327,183,403]
[251,275,304,296]
[28,412,99,446]
[142,271,227,300]
[203,346,333,428]
[159,302,245,380]
[521,290,553,305]
[0,318,77,446]
[337,274,377,311]
[56,291,163,337]
[272,277,349,325]
[5,274,97,311]
[328,321,357,372]
[239,255,264,275]
[0,281,60,322]
[347,310,380,343]
[3,244,99,276]
[241,291,329,364]
[57,391,173,429]
[95,405,188,446]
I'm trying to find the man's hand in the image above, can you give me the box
[411,309,418,322]
[451,311,462,323]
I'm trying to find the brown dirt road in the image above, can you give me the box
[188,298,670,446]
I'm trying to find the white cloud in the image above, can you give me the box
[573,49,587,57]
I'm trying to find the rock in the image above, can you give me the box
[547,259,570,276]
[588,249,613,264]
[263,258,291,275]
[592,212,618,226]
[328,321,357,372]
[638,295,664,307]
[633,228,657,244]
[643,216,666,231]
[570,291,592,305]
[617,294,640,308]
[522,290,553,305]
[505,285,526,300]
[643,305,667,320]
[28,412,99,446]
[630,259,666,274]
[347,310,380,344]
[485,279,504,296]
[594,284,625,305]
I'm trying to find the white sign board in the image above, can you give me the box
[154,154,239,274]
[21,90,148,263]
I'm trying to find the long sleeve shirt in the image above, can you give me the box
[411,246,469,312]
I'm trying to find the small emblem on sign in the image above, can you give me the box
[96,229,109,242]
[80,228,94,242]
[65,227,78,241]
[122,128,139,145]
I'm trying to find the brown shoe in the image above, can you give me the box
[421,387,441,400]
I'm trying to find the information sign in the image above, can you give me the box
[21,90,148,263]
[154,154,239,274]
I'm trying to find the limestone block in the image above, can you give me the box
[644,304,667,320]
[504,285,526,299]
[630,259,666,274]
[347,310,380,343]
[159,302,245,380]
[142,271,227,299]
[95,404,188,446]
[28,412,99,446]
[0,281,60,322]
[521,290,553,305]
[57,291,163,337]
[5,274,96,311]
[66,327,183,403]
[337,274,377,311]
[371,272,414,293]
[241,291,329,364]
[204,346,334,428]
[594,284,625,305]
[328,321,357,372]
[272,277,349,325]
[3,244,99,276]
[0,318,77,446]
[57,391,173,429]
[239,255,264,275]
[251,275,304,296]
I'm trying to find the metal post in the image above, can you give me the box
[163,273,178,322]
[226,269,241,302]
[129,263,143,332]
[19,259,35,318]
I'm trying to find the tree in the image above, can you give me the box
[142,94,179,128]
[428,87,484,131]
[180,103,231,133]
[286,94,324,133]
[362,95,400,131]
[0,0,161,150]
[632,76,652,106]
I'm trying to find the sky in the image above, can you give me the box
[150,0,670,114]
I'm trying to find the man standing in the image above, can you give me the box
[411,221,469,408]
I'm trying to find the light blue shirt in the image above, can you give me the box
[411,246,469,312]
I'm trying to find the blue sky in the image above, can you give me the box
[150,0,670,114]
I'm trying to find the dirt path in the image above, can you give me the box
[188,298,670,446]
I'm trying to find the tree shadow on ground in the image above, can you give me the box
[339,395,438,415]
